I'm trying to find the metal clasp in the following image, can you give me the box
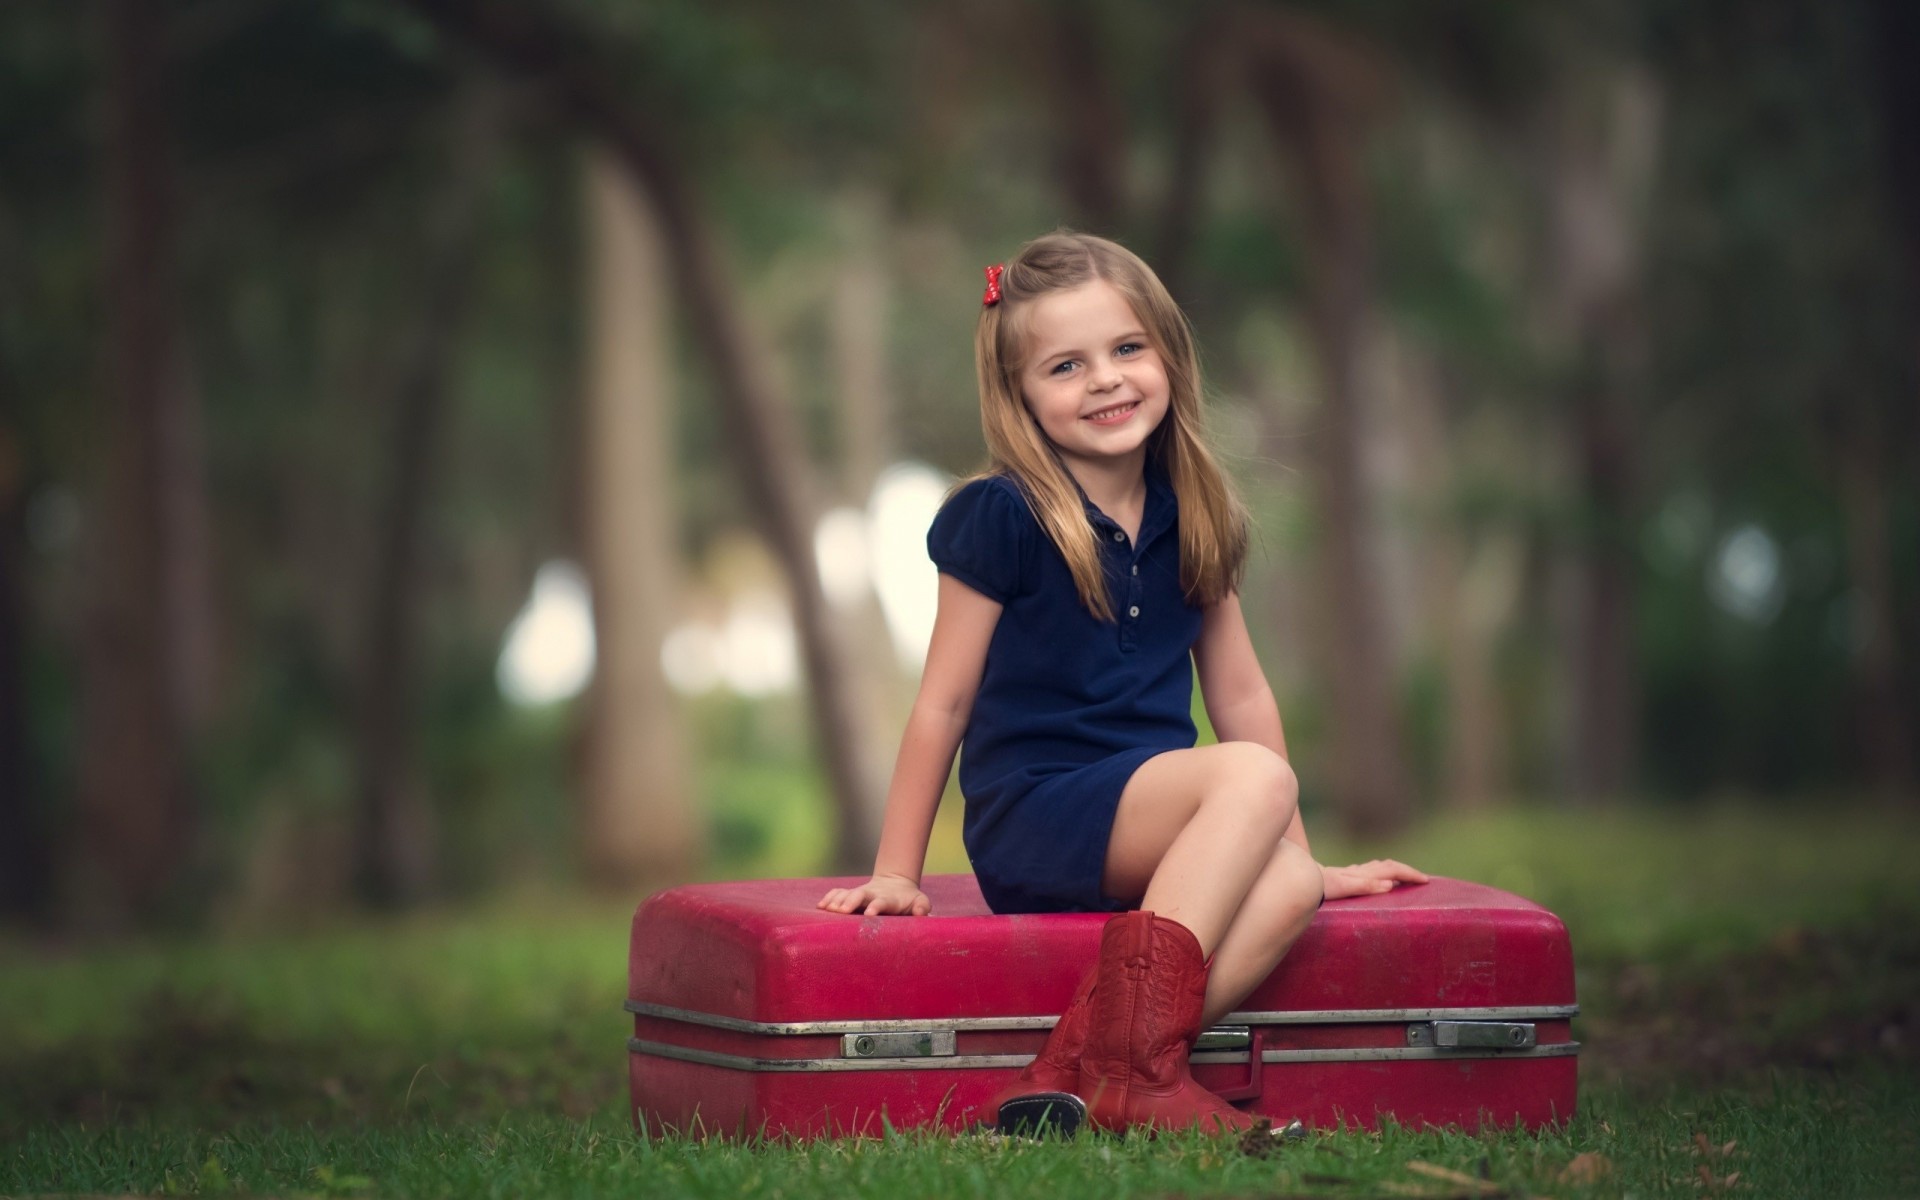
[839,1030,955,1058]
[1197,1025,1264,1102]
[1195,1025,1253,1053]
[1406,1020,1536,1050]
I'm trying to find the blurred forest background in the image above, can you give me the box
[2,0,1916,934]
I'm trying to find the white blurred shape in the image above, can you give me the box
[498,560,596,706]
[722,590,798,696]
[1709,524,1785,625]
[813,506,872,610]
[867,461,952,668]
[660,623,724,695]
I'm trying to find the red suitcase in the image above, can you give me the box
[626,874,1578,1138]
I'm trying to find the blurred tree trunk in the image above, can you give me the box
[900,6,972,213]
[1443,535,1518,809]
[0,197,38,922]
[1863,0,1920,801]
[1535,68,1660,804]
[1239,8,1413,837]
[1833,408,1915,799]
[404,0,885,871]
[1038,0,1127,233]
[1035,0,1229,290]
[828,191,911,834]
[351,83,496,907]
[74,0,204,925]
[1869,0,1920,427]
[1154,7,1227,304]
[831,191,894,500]
[0,423,47,922]
[1400,353,1509,810]
[577,148,702,886]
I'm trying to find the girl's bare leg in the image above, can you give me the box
[1198,837,1322,1026]
[1101,741,1298,954]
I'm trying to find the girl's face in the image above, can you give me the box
[1014,279,1169,478]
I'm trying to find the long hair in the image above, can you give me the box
[968,230,1248,622]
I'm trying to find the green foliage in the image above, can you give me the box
[704,760,833,879]
[3,0,1916,928]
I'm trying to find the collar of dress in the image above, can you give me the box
[1073,461,1176,549]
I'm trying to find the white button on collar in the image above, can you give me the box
[1128,605,1140,618]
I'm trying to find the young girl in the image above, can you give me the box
[817,232,1425,1136]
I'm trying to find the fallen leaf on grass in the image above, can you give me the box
[1397,1159,1512,1190]
[1557,1152,1614,1184]
[1239,1116,1309,1157]
[1406,1161,1503,1195]
[1696,1164,1742,1192]
[1240,1117,1279,1157]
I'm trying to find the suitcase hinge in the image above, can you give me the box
[1406,1020,1536,1050]
[839,1030,956,1058]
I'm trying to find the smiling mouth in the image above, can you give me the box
[1083,401,1140,422]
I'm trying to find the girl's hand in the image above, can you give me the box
[817,874,933,917]
[1321,859,1429,900]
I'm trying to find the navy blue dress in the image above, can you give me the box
[926,467,1203,915]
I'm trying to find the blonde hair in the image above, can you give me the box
[969,230,1248,622]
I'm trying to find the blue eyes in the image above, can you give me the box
[1048,343,1144,375]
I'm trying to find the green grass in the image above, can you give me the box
[4,803,1918,1197]
[8,1078,1918,1198]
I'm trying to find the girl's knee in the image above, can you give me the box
[1211,742,1298,830]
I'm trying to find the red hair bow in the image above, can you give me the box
[982,264,1004,307]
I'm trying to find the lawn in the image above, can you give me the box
[4,801,1918,1198]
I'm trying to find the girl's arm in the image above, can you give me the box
[1193,591,1427,897]
[1193,591,1307,851]
[817,574,1003,916]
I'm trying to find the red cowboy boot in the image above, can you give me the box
[991,961,1098,1136]
[1078,910,1255,1134]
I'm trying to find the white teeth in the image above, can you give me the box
[1085,401,1138,420]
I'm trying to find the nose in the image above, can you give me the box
[1087,357,1122,391]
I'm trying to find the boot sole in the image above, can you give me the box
[996,1092,1086,1138]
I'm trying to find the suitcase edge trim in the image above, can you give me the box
[627,1036,1582,1073]
[626,998,1579,1034]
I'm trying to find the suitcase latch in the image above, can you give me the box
[1406,1020,1536,1050]
[839,1030,956,1058]
[1195,1026,1252,1052]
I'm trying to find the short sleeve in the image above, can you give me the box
[926,477,1034,604]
